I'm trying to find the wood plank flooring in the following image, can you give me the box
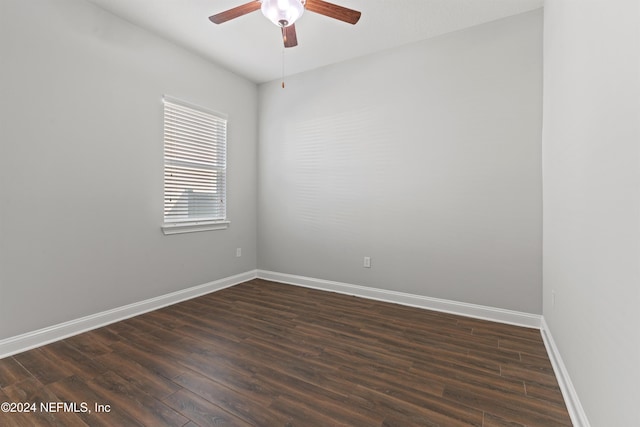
[0,279,571,426]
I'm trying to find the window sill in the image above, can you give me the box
[162,220,230,235]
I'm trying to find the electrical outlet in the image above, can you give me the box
[236,248,242,257]
[363,256,371,268]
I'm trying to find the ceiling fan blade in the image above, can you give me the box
[209,1,261,24]
[282,24,298,48]
[305,0,361,25]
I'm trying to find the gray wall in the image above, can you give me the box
[542,1,640,425]
[258,10,543,314]
[0,0,258,340]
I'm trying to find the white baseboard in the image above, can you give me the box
[257,270,541,329]
[2,267,587,426]
[540,318,591,427]
[0,270,258,359]
[258,271,593,423]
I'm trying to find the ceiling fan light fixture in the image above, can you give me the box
[261,0,305,27]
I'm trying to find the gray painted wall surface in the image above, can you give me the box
[542,1,640,425]
[0,0,258,340]
[258,10,543,314]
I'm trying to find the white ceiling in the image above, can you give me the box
[85,0,543,83]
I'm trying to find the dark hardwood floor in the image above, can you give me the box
[0,279,571,426]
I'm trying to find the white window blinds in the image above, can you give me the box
[163,97,227,228]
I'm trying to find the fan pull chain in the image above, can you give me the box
[281,49,285,89]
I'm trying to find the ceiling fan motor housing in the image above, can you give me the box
[261,0,306,27]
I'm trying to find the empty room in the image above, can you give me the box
[0,0,638,426]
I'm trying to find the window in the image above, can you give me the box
[162,96,229,235]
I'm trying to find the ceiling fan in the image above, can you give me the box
[209,0,361,48]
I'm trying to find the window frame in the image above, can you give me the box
[161,95,229,235]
